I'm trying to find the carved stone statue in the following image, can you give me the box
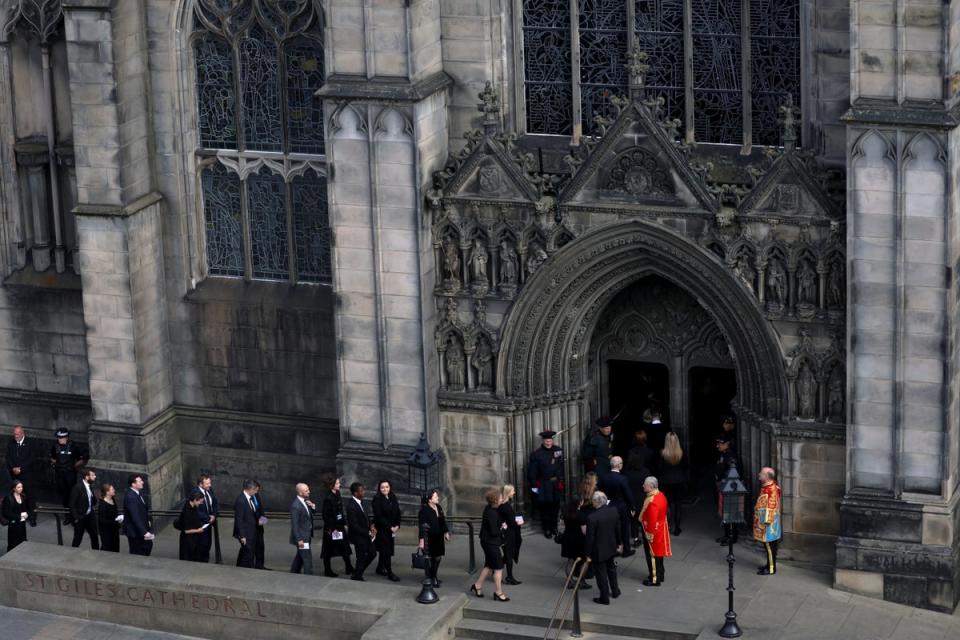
[797,365,816,419]
[828,264,844,307]
[445,335,465,389]
[734,254,756,293]
[499,240,518,286]
[469,238,488,288]
[471,339,493,390]
[798,261,817,305]
[828,373,843,421]
[442,239,460,285]
[767,258,786,305]
[526,241,548,275]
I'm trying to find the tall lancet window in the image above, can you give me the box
[520,0,801,148]
[192,0,331,284]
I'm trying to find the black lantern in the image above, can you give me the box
[718,462,748,638]
[407,432,440,495]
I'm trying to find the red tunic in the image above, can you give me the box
[639,490,672,557]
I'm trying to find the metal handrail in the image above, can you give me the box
[543,557,591,640]
[34,504,479,571]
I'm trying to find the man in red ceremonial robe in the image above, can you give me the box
[639,476,671,586]
[753,467,782,575]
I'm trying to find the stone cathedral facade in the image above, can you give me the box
[0,0,957,613]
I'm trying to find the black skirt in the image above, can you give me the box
[481,541,504,570]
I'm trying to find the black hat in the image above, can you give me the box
[595,416,613,428]
[55,428,69,438]
[722,415,736,425]
[539,430,557,439]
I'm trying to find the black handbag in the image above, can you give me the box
[412,548,428,570]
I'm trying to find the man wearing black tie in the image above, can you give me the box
[233,479,259,569]
[69,467,100,549]
[345,482,377,581]
[123,474,154,556]
[195,474,219,563]
[289,483,316,575]
[251,480,268,569]
[6,426,37,516]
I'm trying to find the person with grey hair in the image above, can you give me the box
[585,490,622,605]
[639,476,671,586]
[599,455,636,557]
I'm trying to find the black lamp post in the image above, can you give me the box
[718,462,748,638]
[407,432,440,496]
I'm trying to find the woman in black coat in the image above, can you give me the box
[372,479,401,581]
[417,489,450,588]
[1,480,33,552]
[497,484,523,585]
[320,474,353,577]
[470,488,509,601]
[97,484,121,552]
[177,490,207,562]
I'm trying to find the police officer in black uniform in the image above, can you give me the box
[50,428,88,524]
[582,417,614,475]
[527,430,564,538]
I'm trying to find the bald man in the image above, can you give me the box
[290,483,317,575]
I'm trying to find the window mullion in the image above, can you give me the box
[279,38,290,154]
[240,177,253,282]
[232,40,246,151]
[569,0,582,144]
[741,0,752,154]
[682,0,694,144]
[626,1,636,52]
[286,177,298,284]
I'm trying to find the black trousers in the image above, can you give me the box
[254,525,265,568]
[352,539,376,579]
[592,555,619,602]
[127,537,153,556]
[72,512,99,550]
[762,540,778,573]
[291,547,313,575]
[617,507,632,554]
[642,537,665,584]
[197,529,212,563]
[539,500,559,534]
[56,472,77,512]
[237,540,256,568]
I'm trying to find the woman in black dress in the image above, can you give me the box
[417,488,450,588]
[178,490,207,562]
[1,481,33,552]
[498,484,523,585]
[660,431,688,535]
[320,474,353,577]
[372,479,402,581]
[97,483,121,552]
[470,487,509,601]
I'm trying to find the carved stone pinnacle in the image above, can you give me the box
[780,93,800,151]
[478,81,501,134]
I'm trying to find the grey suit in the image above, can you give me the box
[289,497,315,575]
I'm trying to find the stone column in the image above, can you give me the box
[322,0,450,489]
[63,1,176,508]
[836,0,960,612]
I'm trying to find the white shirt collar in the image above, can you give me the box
[298,496,309,509]
[353,496,362,506]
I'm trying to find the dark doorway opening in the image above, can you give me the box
[688,366,737,481]
[606,360,669,458]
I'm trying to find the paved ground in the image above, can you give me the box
[1,498,959,639]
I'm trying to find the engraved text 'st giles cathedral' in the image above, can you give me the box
[0,0,956,613]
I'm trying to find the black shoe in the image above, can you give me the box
[544,531,553,539]
[387,573,400,582]
[592,597,610,605]
[579,581,592,590]
[351,576,365,581]
[345,565,356,574]
[611,589,621,599]
[757,568,776,575]
[433,579,442,588]
[324,570,338,578]
[672,528,682,536]
[717,537,730,545]
[375,567,387,576]
[621,550,635,558]
[642,579,661,587]
[505,577,522,585]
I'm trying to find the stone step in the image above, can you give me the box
[461,605,698,640]
[455,617,649,640]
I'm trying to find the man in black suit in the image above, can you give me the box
[600,456,636,557]
[585,491,622,605]
[6,426,37,515]
[289,482,316,575]
[233,479,259,568]
[251,480,267,569]
[345,482,377,581]
[195,474,218,563]
[123,474,154,556]
[69,467,100,549]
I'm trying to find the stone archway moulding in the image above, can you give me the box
[496,219,788,419]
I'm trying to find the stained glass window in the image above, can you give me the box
[521,0,800,146]
[192,0,331,284]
